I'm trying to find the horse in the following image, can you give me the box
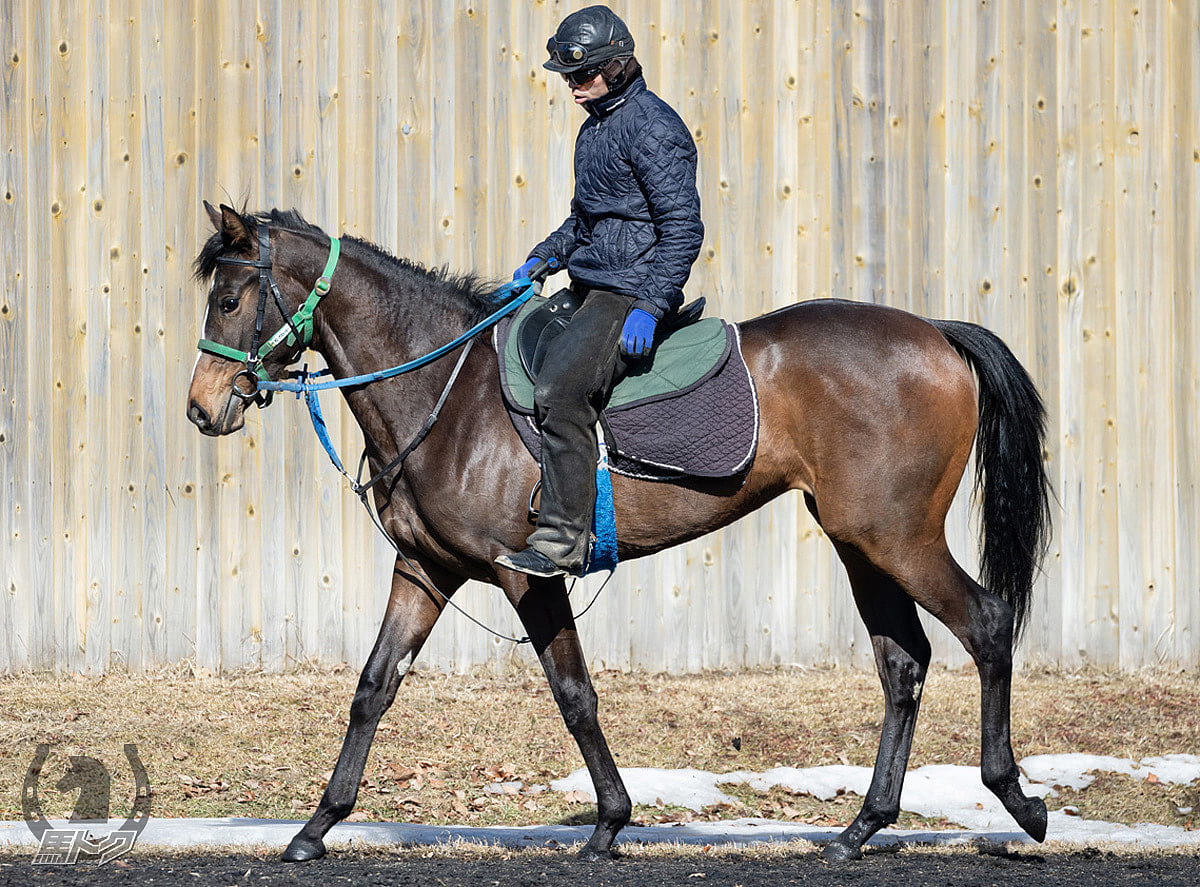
[187,202,1052,862]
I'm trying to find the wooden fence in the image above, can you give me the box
[1,0,1197,674]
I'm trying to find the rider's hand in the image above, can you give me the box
[512,257,540,281]
[619,308,657,359]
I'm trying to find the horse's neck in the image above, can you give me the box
[313,263,482,457]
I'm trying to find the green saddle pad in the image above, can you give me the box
[499,294,731,413]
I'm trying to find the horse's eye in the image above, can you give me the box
[220,296,240,314]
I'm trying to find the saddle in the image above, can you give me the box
[496,289,759,481]
[518,287,708,379]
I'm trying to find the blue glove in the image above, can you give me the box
[512,257,539,281]
[619,308,657,359]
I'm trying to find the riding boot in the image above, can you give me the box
[520,288,631,573]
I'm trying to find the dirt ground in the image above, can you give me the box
[2,846,1199,887]
[1,666,1197,832]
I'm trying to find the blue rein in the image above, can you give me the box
[262,270,551,483]
[257,276,541,396]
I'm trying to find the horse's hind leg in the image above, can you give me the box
[282,556,456,862]
[822,542,932,861]
[502,574,631,859]
[883,544,1047,844]
[942,556,1047,841]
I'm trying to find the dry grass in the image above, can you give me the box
[0,665,1196,833]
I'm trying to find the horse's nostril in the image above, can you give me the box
[188,401,211,429]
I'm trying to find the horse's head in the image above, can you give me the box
[187,202,339,435]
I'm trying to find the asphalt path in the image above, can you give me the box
[3,847,1199,887]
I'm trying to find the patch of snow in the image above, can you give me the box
[720,765,872,801]
[551,752,1200,845]
[1020,753,1200,791]
[551,768,738,809]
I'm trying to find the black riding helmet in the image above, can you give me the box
[544,5,635,74]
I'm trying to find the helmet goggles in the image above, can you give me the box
[546,37,591,70]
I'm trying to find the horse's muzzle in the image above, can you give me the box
[187,399,220,435]
[188,355,250,436]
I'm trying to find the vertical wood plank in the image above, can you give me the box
[1022,0,1062,666]
[716,0,744,667]
[1001,0,1029,337]
[693,0,724,670]
[1073,0,1120,665]
[829,0,852,303]
[768,0,800,666]
[277,0,323,669]
[163,0,199,667]
[941,0,973,319]
[335,0,372,668]
[309,0,344,669]
[917,0,944,317]
[107,0,142,672]
[24,3,55,671]
[1170,0,1199,667]
[139,0,169,669]
[849,0,885,302]
[973,0,1002,329]
[885,0,911,309]
[739,0,773,668]
[255,0,288,673]
[654,0,693,675]
[1056,0,1086,669]
[213,0,261,671]
[1113,0,1142,668]
[50,0,89,673]
[191,0,222,673]
[0,0,30,671]
[1138,1,1175,667]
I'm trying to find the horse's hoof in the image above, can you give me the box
[1017,797,1048,843]
[821,840,863,862]
[281,833,327,862]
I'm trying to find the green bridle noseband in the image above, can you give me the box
[197,225,341,404]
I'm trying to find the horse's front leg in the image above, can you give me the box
[503,574,632,859]
[282,556,458,862]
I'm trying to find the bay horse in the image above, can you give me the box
[187,203,1051,862]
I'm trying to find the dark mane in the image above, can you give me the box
[194,206,502,325]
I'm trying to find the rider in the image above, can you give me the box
[496,5,704,578]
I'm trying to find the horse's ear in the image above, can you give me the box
[218,203,253,250]
[203,200,222,233]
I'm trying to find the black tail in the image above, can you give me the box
[930,320,1052,643]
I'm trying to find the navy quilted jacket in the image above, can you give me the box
[530,76,704,321]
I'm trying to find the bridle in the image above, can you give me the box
[197,226,341,408]
[192,238,605,644]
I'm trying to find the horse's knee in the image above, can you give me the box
[350,670,396,723]
[349,686,385,724]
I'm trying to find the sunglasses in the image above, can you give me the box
[562,65,605,87]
